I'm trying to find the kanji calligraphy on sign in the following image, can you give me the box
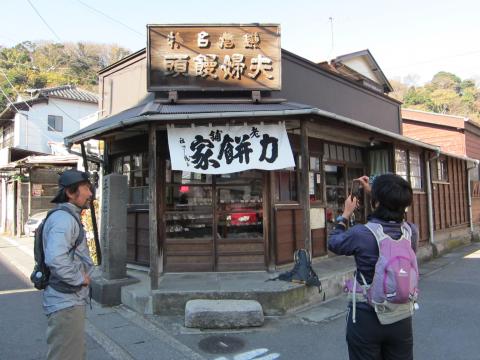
[167,123,294,174]
[148,24,281,91]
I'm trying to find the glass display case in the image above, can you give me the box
[165,160,214,240]
[216,182,263,240]
[164,166,264,241]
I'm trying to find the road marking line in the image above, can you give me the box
[0,288,38,295]
[2,236,33,258]
[464,250,480,259]
[115,305,206,360]
[233,349,269,360]
[85,321,134,360]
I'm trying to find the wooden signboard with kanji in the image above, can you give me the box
[147,24,281,91]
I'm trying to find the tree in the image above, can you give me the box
[428,71,462,93]
[392,71,480,123]
[0,41,131,110]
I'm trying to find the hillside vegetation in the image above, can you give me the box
[0,41,130,108]
[2,42,479,123]
[390,72,480,122]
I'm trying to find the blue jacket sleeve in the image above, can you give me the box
[327,225,360,256]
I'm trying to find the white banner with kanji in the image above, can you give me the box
[167,123,295,174]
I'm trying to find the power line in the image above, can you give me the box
[0,84,77,147]
[385,49,480,71]
[0,86,22,113]
[76,0,144,38]
[26,0,62,42]
[0,58,39,70]
[0,67,81,124]
[0,68,31,108]
[0,32,97,127]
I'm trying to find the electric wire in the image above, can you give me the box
[0,68,83,125]
[25,0,62,42]
[0,83,88,148]
[76,0,144,38]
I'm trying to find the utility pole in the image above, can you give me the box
[329,17,335,60]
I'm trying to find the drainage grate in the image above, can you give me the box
[198,335,245,354]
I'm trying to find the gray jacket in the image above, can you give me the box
[42,202,94,315]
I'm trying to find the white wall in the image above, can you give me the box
[342,57,382,84]
[0,179,6,232]
[15,99,97,154]
[0,148,10,166]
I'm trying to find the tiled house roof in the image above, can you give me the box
[0,85,98,120]
[30,85,98,104]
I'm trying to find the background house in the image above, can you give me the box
[402,108,480,239]
[0,85,98,235]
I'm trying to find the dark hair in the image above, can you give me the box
[52,181,90,203]
[370,174,413,222]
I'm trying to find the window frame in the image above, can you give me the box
[395,147,424,191]
[432,157,449,183]
[112,152,149,206]
[47,115,63,132]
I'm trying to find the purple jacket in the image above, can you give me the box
[328,217,419,285]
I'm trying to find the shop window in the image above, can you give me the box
[324,142,363,164]
[112,153,149,205]
[325,164,345,227]
[432,158,448,182]
[274,154,298,202]
[216,171,263,240]
[165,159,212,212]
[309,155,322,202]
[325,164,365,231]
[166,161,212,185]
[165,160,213,240]
[369,149,391,176]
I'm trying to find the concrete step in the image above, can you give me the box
[184,299,264,329]
[121,258,356,316]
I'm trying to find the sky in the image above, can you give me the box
[2,0,480,85]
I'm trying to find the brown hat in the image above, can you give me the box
[51,169,90,203]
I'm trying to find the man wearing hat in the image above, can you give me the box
[43,169,94,360]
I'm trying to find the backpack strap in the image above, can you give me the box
[364,222,387,246]
[400,222,412,241]
[45,207,84,254]
[351,271,369,323]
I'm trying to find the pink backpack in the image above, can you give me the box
[346,222,419,324]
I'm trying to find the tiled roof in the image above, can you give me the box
[402,108,467,129]
[65,101,315,145]
[0,85,98,119]
[35,85,98,104]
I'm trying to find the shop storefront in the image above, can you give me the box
[65,24,474,284]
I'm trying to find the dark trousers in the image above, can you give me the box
[346,306,413,360]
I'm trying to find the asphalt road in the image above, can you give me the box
[154,243,480,360]
[1,234,479,360]
[0,236,113,360]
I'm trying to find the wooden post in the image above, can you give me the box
[267,172,276,271]
[148,125,160,290]
[81,142,102,265]
[300,119,312,253]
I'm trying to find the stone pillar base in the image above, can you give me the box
[91,274,139,306]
